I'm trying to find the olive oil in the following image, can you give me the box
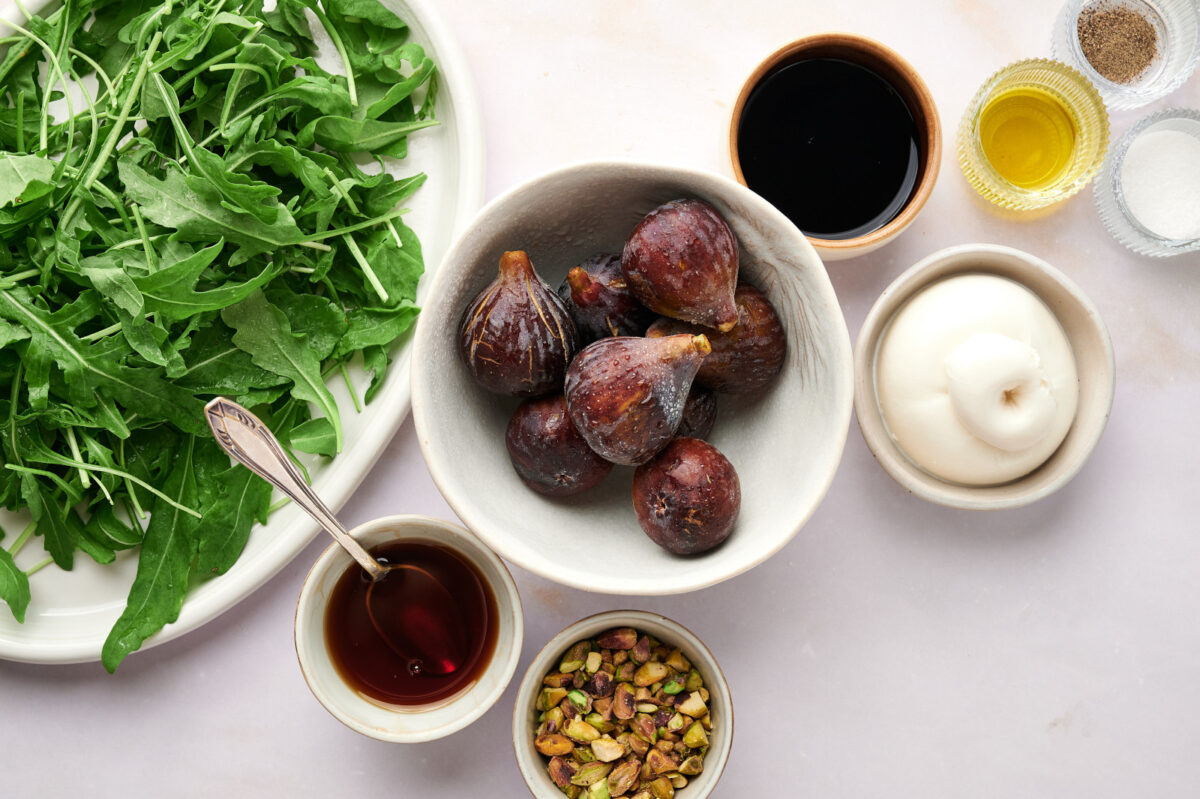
[978,87,1077,190]
[958,59,1109,210]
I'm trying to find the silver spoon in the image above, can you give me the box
[204,397,464,676]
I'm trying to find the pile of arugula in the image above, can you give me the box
[0,0,439,671]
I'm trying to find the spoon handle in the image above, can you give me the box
[204,397,383,579]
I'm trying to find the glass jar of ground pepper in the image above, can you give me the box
[1052,0,1200,110]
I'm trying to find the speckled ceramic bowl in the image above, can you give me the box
[410,160,854,595]
[512,610,733,799]
[854,244,1115,510]
[294,515,523,742]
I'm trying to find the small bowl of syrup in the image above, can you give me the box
[730,33,942,261]
[295,514,523,742]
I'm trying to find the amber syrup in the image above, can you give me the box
[324,541,497,706]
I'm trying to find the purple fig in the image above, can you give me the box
[564,334,711,466]
[647,284,785,394]
[556,253,656,343]
[458,250,578,396]
[505,395,613,496]
[678,387,717,440]
[621,199,739,332]
[633,438,740,555]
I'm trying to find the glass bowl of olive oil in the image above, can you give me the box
[958,59,1109,211]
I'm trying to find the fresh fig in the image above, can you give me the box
[505,394,613,496]
[556,253,656,343]
[459,250,578,396]
[678,387,717,440]
[621,199,739,332]
[647,284,786,394]
[564,334,711,466]
[632,437,740,555]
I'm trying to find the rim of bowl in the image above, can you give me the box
[294,514,524,743]
[409,157,854,595]
[852,243,1115,510]
[511,609,734,799]
[727,32,943,254]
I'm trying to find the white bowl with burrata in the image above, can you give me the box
[853,243,1114,510]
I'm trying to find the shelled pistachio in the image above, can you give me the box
[533,628,713,797]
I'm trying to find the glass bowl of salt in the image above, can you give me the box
[1094,108,1200,257]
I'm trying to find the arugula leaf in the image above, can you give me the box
[79,258,145,318]
[0,288,205,434]
[136,242,283,321]
[176,322,288,399]
[102,436,199,673]
[0,153,57,208]
[335,303,420,359]
[0,546,30,623]
[20,472,76,570]
[192,436,270,578]
[265,287,347,360]
[362,345,391,404]
[299,115,437,156]
[223,290,343,452]
[287,416,337,457]
[118,160,304,264]
[86,505,143,551]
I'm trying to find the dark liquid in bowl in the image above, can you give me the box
[737,58,920,240]
[324,541,498,706]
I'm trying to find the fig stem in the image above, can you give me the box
[498,250,534,278]
[566,266,594,298]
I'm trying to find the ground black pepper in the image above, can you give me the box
[1077,4,1159,84]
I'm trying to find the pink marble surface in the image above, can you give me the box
[4,1,1199,795]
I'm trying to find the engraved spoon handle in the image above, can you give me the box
[204,397,383,579]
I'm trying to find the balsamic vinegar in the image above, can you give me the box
[737,58,920,240]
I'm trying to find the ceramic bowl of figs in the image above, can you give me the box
[411,161,853,595]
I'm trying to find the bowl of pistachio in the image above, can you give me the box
[512,609,733,798]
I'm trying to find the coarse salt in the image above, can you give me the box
[1119,124,1200,241]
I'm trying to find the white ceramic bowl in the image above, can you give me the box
[294,515,523,742]
[512,610,733,799]
[411,160,854,595]
[854,244,1115,510]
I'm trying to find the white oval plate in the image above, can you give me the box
[0,0,485,664]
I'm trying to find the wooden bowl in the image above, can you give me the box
[729,33,942,261]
